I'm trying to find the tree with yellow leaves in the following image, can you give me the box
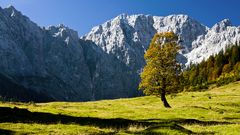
[139,32,181,108]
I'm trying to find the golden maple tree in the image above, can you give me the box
[139,32,181,108]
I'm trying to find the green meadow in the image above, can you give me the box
[1,82,240,134]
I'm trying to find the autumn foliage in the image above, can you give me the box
[182,43,240,90]
[139,32,181,108]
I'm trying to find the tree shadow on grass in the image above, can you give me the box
[0,107,232,134]
[0,129,15,135]
[140,118,231,125]
[128,124,194,135]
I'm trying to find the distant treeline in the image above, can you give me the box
[181,43,240,91]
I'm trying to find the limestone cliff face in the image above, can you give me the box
[0,6,92,101]
[84,14,240,69]
[81,40,141,100]
[186,19,240,65]
[83,14,208,71]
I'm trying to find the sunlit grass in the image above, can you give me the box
[0,81,240,134]
[0,123,115,135]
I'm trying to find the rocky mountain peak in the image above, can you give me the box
[212,19,232,33]
[6,5,16,10]
[185,19,239,66]
[116,13,128,20]
[46,24,79,45]
[3,5,22,18]
[47,24,78,38]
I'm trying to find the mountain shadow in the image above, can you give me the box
[0,73,54,102]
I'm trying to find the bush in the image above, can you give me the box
[216,72,236,86]
[187,83,208,91]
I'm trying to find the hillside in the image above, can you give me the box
[0,82,240,134]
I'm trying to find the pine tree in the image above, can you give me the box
[139,32,181,108]
[207,55,215,81]
[214,50,225,78]
[231,45,240,66]
[183,43,240,90]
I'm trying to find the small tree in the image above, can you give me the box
[139,32,181,108]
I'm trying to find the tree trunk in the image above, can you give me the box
[161,78,171,108]
[161,90,171,108]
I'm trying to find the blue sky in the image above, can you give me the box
[0,0,239,36]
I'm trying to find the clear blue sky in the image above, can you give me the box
[0,0,239,36]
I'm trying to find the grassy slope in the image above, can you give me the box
[0,82,240,134]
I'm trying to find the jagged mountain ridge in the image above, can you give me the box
[0,6,239,101]
[83,14,208,71]
[186,19,240,65]
[83,14,240,69]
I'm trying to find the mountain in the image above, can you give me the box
[0,6,239,102]
[83,14,240,69]
[0,6,139,101]
[83,14,208,70]
[186,19,240,65]
[0,6,92,101]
